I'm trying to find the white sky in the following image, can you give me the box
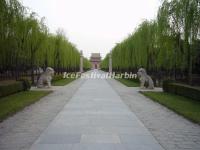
[21,0,161,58]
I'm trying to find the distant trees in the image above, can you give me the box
[101,0,200,84]
[0,0,91,82]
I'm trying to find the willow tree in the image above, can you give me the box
[156,0,178,77]
[180,0,200,83]
[25,15,47,83]
[101,0,200,83]
[0,0,7,71]
[7,0,26,79]
[100,54,109,71]
[83,57,91,70]
[0,0,87,81]
[104,20,159,73]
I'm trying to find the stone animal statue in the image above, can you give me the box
[137,68,154,89]
[37,67,54,88]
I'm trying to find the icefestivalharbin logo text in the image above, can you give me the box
[63,72,137,79]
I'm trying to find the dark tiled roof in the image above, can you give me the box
[91,53,101,58]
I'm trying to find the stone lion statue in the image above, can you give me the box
[37,67,54,88]
[137,68,154,89]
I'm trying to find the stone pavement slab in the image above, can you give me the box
[0,79,85,150]
[108,78,200,150]
[30,71,164,150]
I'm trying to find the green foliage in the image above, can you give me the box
[162,80,174,92]
[19,79,31,91]
[101,54,109,71]
[101,0,200,83]
[0,79,31,97]
[141,92,200,124]
[0,0,91,82]
[0,91,51,121]
[83,57,92,70]
[163,81,200,101]
[0,81,23,97]
[52,75,64,82]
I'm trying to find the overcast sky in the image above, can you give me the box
[21,0,161,58]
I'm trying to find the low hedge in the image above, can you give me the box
[0,79,31,98]
[19,79,31,91]
[163,80,200,101]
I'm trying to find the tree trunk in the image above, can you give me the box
[188,45,193,85]
[30,50,35,85]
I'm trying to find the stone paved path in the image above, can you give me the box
[1,70,199,150]
[108,78,200,150]
[30,71,164,150]
[0,79,85,150]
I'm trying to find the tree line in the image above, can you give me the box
[101,0,200,84]
[0,0,91,82]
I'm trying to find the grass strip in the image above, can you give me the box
[0,91,51,122]
[141,91,200,124]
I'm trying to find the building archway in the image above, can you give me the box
[90,53,101,69]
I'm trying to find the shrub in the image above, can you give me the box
[19,79,31,91]
[0,82,24,98]
[163,80,200,101]
[0,79,31,98]
[163,80,174,92]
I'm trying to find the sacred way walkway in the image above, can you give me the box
[0,70,200,150]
